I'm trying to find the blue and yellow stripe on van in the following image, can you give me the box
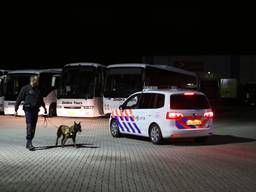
[111,109,141,134]
[175,116,210,129]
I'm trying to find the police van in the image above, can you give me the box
[109,89,214,144]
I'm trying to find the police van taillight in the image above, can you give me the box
[204,111,214,118]
[184,92,195,96]
[166,112,184,120]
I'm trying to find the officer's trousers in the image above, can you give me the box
[24,110,39,141]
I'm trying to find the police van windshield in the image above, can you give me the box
[170,94,210,109]
[104,67,144,98]
[58,67,96,99]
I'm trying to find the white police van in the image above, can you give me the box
[109,89,214,144]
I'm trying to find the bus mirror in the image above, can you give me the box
[51,76,56,87]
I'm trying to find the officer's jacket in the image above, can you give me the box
[15,84,45,111]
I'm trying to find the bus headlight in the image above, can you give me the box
[57,105,62,109]
[82,106,94,109]
[104,104,110,110]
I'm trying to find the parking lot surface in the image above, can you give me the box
[0,106,256,192]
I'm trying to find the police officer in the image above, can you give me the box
[15,75,47,151]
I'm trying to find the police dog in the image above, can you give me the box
[56,122,82,147]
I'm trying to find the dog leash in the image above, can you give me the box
[42,115,59,128]
[42,115,48,128]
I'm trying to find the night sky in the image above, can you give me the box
[1,3,256,69]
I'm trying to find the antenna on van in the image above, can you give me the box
[142,86,158,92]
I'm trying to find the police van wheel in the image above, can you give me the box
[110,120,121,137]
[149,124,163,144]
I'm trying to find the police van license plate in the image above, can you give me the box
[186,119,202,125]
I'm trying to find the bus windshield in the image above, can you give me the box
[0,78,3,97]
[104,67,144,98]
[58,67,96,99]
[38,73,56,97]
[5,75,31,100]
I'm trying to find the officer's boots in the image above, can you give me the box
[26,140,35,151]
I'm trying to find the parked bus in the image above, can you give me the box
[4,69,62,116]
[0,75,6,113]
[0,70,8,76]
[0,70,8,113]
[56,63,105,117]
[103,64,199,114]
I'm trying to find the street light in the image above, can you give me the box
[208,71,211,79]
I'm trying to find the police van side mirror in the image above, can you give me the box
[119,104,124,110]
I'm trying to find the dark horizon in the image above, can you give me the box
[2,4,256,69]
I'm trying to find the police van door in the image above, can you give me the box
[134,93,165,137]
[121,93,163,137]
[118,94,143,136]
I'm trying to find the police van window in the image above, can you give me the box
[137,93,152,108]
[125,94,141,109]
[154,94,165,108]
[138,93,164,109]
[170,94,210,109]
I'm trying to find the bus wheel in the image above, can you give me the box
[149,124,163,144]
[48,103,56,117]
[110,119,121,137]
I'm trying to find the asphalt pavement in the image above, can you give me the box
[0,105,255,192]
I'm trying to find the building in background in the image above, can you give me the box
[142,55,256,105]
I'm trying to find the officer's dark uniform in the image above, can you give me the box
[15,84,46,149]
